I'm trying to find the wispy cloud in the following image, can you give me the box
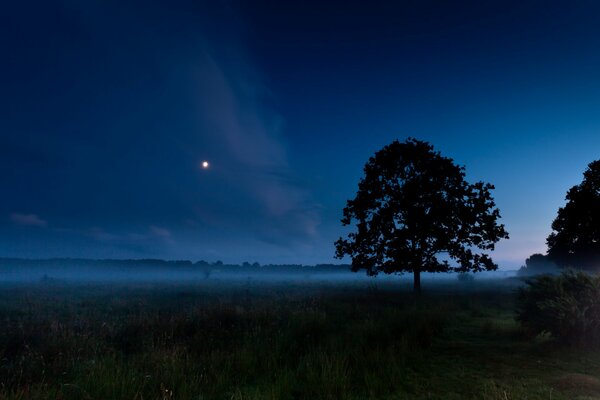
[87,227,118,242]
[1,2,323,262]
[149,225,172,239]
[10,213,48,227]
[191,52,321,245]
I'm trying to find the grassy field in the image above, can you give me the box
[1,278,599,399]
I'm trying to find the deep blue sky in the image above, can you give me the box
[2,1,600,267]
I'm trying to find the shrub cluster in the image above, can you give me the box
[516,270,600,344]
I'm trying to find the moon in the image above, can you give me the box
[201,161,210,169]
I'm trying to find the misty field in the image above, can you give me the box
[1,279,600,400]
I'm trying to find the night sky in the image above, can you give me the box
[2,1,600,267]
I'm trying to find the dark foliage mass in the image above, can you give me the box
[517,253,559,276]
[547,160,600,270]
[335,138,508,291]
[516,270,600,345]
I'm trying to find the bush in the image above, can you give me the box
[516,270,600,344]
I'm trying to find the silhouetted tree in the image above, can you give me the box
[335,138,509,293]
[547,160,600,270]
[517,253,558,276]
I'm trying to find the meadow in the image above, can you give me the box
[1,277,599,400]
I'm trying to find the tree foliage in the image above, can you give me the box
[335,138,508,291]
[517,253,558,276]
[547,160,600,270]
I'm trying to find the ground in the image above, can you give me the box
[0,277,599,399]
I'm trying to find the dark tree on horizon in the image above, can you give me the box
[517,253,558,276]
[335,138,509,293]
[547,160,600,270]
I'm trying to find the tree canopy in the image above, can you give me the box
[517,253,558,276]
[335,138,509,292]
[547,160,600,270]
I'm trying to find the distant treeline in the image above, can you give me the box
[0,258,350,273]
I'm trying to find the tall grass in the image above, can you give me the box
[0,280,595,399]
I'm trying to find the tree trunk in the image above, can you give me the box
[413,269,421,294]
